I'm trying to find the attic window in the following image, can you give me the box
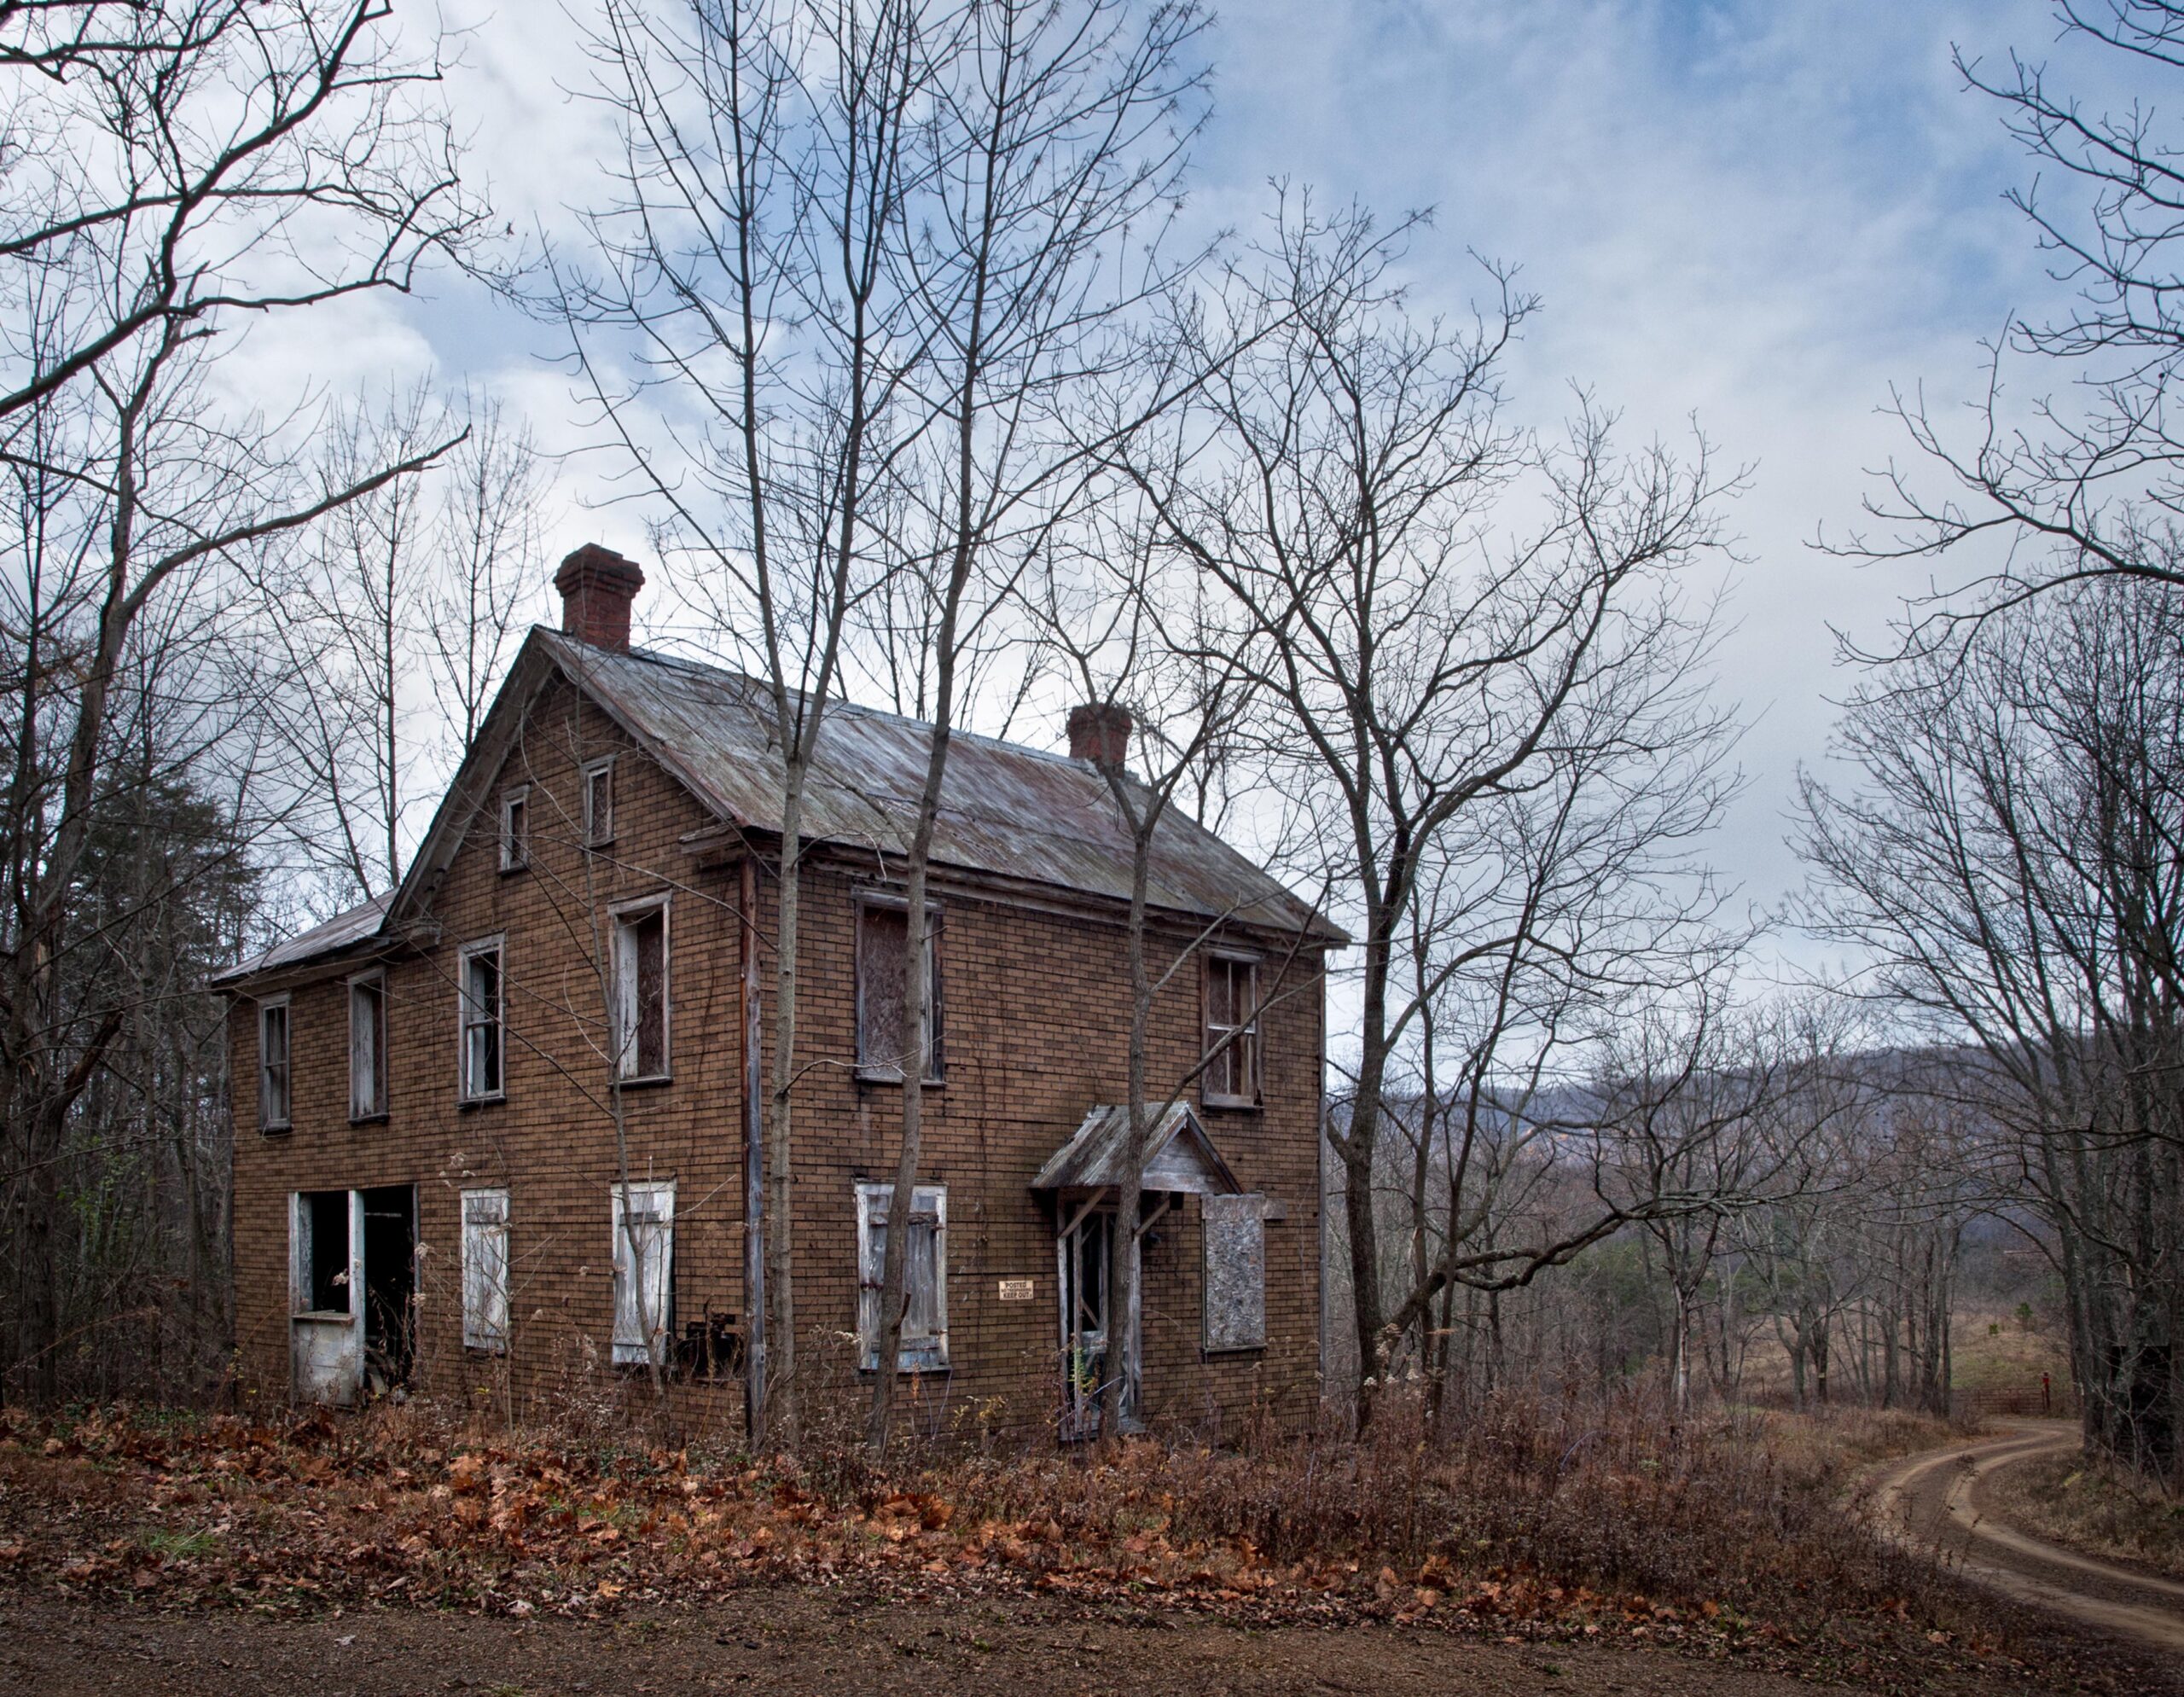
[1203,953,1261,1107]
[500,785,529,872]
[856,897,942,1083]
[582,758,615,846]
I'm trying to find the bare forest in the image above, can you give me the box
[3,3,2184,1692]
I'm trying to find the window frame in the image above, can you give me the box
[461,1187,510,1353]
[581,756,616,847]
[1201,949,1263,1110]
[608,1178,675,1368]
[608,894,671,1084]
[854,1180,950,1374]
[852,891,944,1085]
[258,994,293,1133]
[347,968,389,1123]
[456,935,508,1104]
[499,783,531,873]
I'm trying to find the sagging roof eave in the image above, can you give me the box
[679,819,1351,950]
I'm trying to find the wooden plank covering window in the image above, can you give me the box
[610,1180,674,1366]
[461,1188,509,1351]
[613,902,669,1079]
[1202,1193,1266,1351]
[855,898,942,1081]
[349,973,386,1119]
[856,1182,949,1371]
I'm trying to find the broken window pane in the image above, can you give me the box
[500,787,529,871]
[461,942,503,1099]
[350,974,386,1119]
[1204,956,1259,1104]
[583,759,614,844]
[299,1189,352,1316]
[613,904,668,1078]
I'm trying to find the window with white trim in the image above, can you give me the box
[458,939,505,1101]
[1203,952,1262,1107]
[349,972,387,1120]
[855,898,943,1082]
[610,1180,674,1367]
[611,898,669,1080]
[499,785,530,872]
[855,1182,949,1372]
[258,997,292,1131]
[461,1188,509,1352]
[582,758,615,846]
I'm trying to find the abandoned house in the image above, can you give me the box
[218,543,1339,1438]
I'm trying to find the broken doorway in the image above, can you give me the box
[1057,1203,1136,1441]
[289,1184,416,1405]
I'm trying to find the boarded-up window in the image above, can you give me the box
[856,1182,949,1372]
[500,786,529,871]
[462,1188,509,1351]
[1203,955,1261,1106]
[610,1180,674,1366]
[856,900,942,1080]
[259,997,292,1130]
[582,758,614,845]
[612,902,669,1078]
[459,939,504,1100]
[1202,1193,1266,1351]
[349,973,387,1119]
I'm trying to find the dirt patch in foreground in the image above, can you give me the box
[0,1579,2174,1697]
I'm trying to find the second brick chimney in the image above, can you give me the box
[555,543,646,651]
[1066,701,1132,768]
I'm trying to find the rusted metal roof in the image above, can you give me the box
[1031,1101,1241,1194]
[212,892,391,988]
[541,631,1340,941]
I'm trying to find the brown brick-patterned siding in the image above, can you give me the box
[230,677,1325,1438]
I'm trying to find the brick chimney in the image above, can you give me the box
[555,543,646,651]
[1067,701,1132,768]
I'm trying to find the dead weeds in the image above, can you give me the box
[0,1392,2069,1691]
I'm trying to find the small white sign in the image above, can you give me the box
[997,1276,1034,1302]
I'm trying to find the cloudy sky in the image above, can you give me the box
[334,0,2116,972]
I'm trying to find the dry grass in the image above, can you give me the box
[1988,1451,2184,1580]
[0,1389,2048,1688]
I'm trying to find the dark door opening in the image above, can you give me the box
[360,1184,416,1392]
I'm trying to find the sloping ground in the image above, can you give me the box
[1871,1422,2184,1661]
[1988,1450,2184,1582]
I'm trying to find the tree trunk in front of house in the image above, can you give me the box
[1101,825,1155,1443]
[1341,904,1396,1429]
[766,775,810,1450]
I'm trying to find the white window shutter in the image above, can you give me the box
[462,1189,508,1351]
[611,1182,673,1365]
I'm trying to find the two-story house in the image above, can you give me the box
[218,544,1338,1438]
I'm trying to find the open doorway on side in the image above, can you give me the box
[360,1184,416,1394]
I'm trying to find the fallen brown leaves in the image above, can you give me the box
[0,1398,2038,1690]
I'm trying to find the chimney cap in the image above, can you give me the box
[555,543,646,651]
[1067,700,1133,767]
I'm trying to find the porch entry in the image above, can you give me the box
[289,1185,415,1404]
[1035,1102,1244,1441]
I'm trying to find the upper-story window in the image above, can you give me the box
[856,896,942,1083]
[582,757,615,846]
[258,996,292,1132]
[611,898,670,1081]
[349,971,388,1120]
[499,784,530,872]
[1203,952,1261,1108]
[458,938,506,1101]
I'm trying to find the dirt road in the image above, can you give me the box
[1872,1421,2184,1658]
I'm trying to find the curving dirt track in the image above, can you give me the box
[1871,1420,2184,1659]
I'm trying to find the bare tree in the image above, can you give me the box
[1800,578,2184,1473]
[1126,194,1740,1420]
[0,0,482,1403]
